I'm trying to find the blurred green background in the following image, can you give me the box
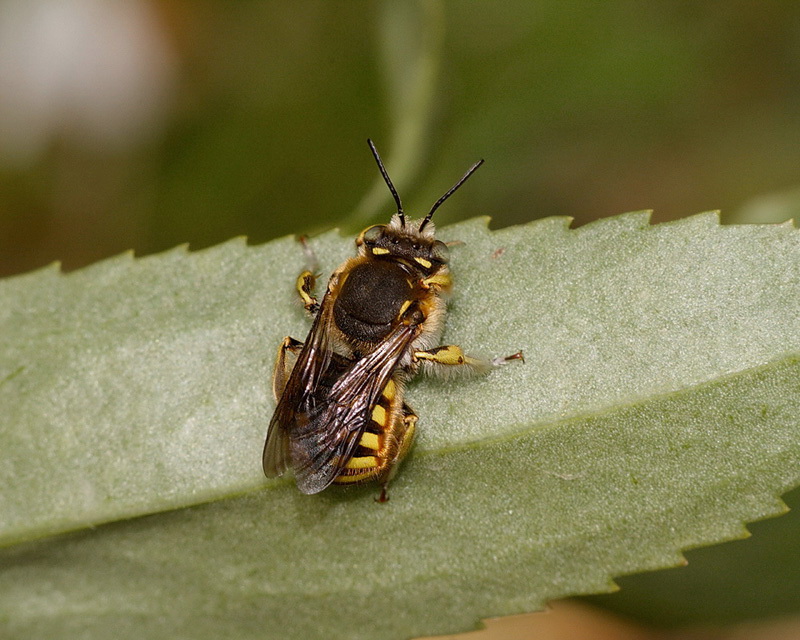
[1,1,800,278]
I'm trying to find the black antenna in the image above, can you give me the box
[419,158,484,233]
[367,139,405,227]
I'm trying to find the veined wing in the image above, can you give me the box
[262,290,337,479]
[290,318,420,494]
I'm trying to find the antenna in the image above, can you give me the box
[367,139,405,227]
[419,158,484,232]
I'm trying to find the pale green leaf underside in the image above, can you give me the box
[1,212,800,638]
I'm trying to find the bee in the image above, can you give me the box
[262,140,523,501]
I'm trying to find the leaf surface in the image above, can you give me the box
[2,213,800,638]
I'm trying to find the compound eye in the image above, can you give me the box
[358,224,385,246]
[431,240,450,264]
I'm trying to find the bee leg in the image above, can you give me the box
[395,406,418,468]
[491,350,525,366]
[413,345,524,373]
[295,271,319,315]
[376,405,418,503]
[296,235,320,314]
[272,336,304,401]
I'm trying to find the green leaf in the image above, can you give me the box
[584,482,800,627]
[2,213,800,639]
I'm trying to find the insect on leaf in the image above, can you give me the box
[1,213,800,639]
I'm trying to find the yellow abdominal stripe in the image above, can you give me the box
[371,404,387,425]
[345,455,378,469]
[336,469,375,483]
[358,431,380,450]
[337,381,400,477]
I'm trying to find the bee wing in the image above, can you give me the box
[290,319,419,494]
[262,292,336,479]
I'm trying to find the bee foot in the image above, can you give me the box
[492,350,525,367]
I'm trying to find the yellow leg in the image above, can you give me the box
[295,270,319,314]
[294,235,321,314]
[414,345,524,372]
[272,336,303,401]
[422,272,452,291]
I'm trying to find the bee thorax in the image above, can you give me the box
[333,260,416,343]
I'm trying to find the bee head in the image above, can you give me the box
[356,223,450,272]
[365,138,484,236]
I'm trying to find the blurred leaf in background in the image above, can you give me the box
[2,1,800,277]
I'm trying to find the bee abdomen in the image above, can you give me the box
[337,378,402,481]
[352,386,395,457]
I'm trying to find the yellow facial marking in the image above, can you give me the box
[372,247,390,255]
[345,455,378,470]
[358,431,380,450]
[371,404,387,425]
[414,257,432,269]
